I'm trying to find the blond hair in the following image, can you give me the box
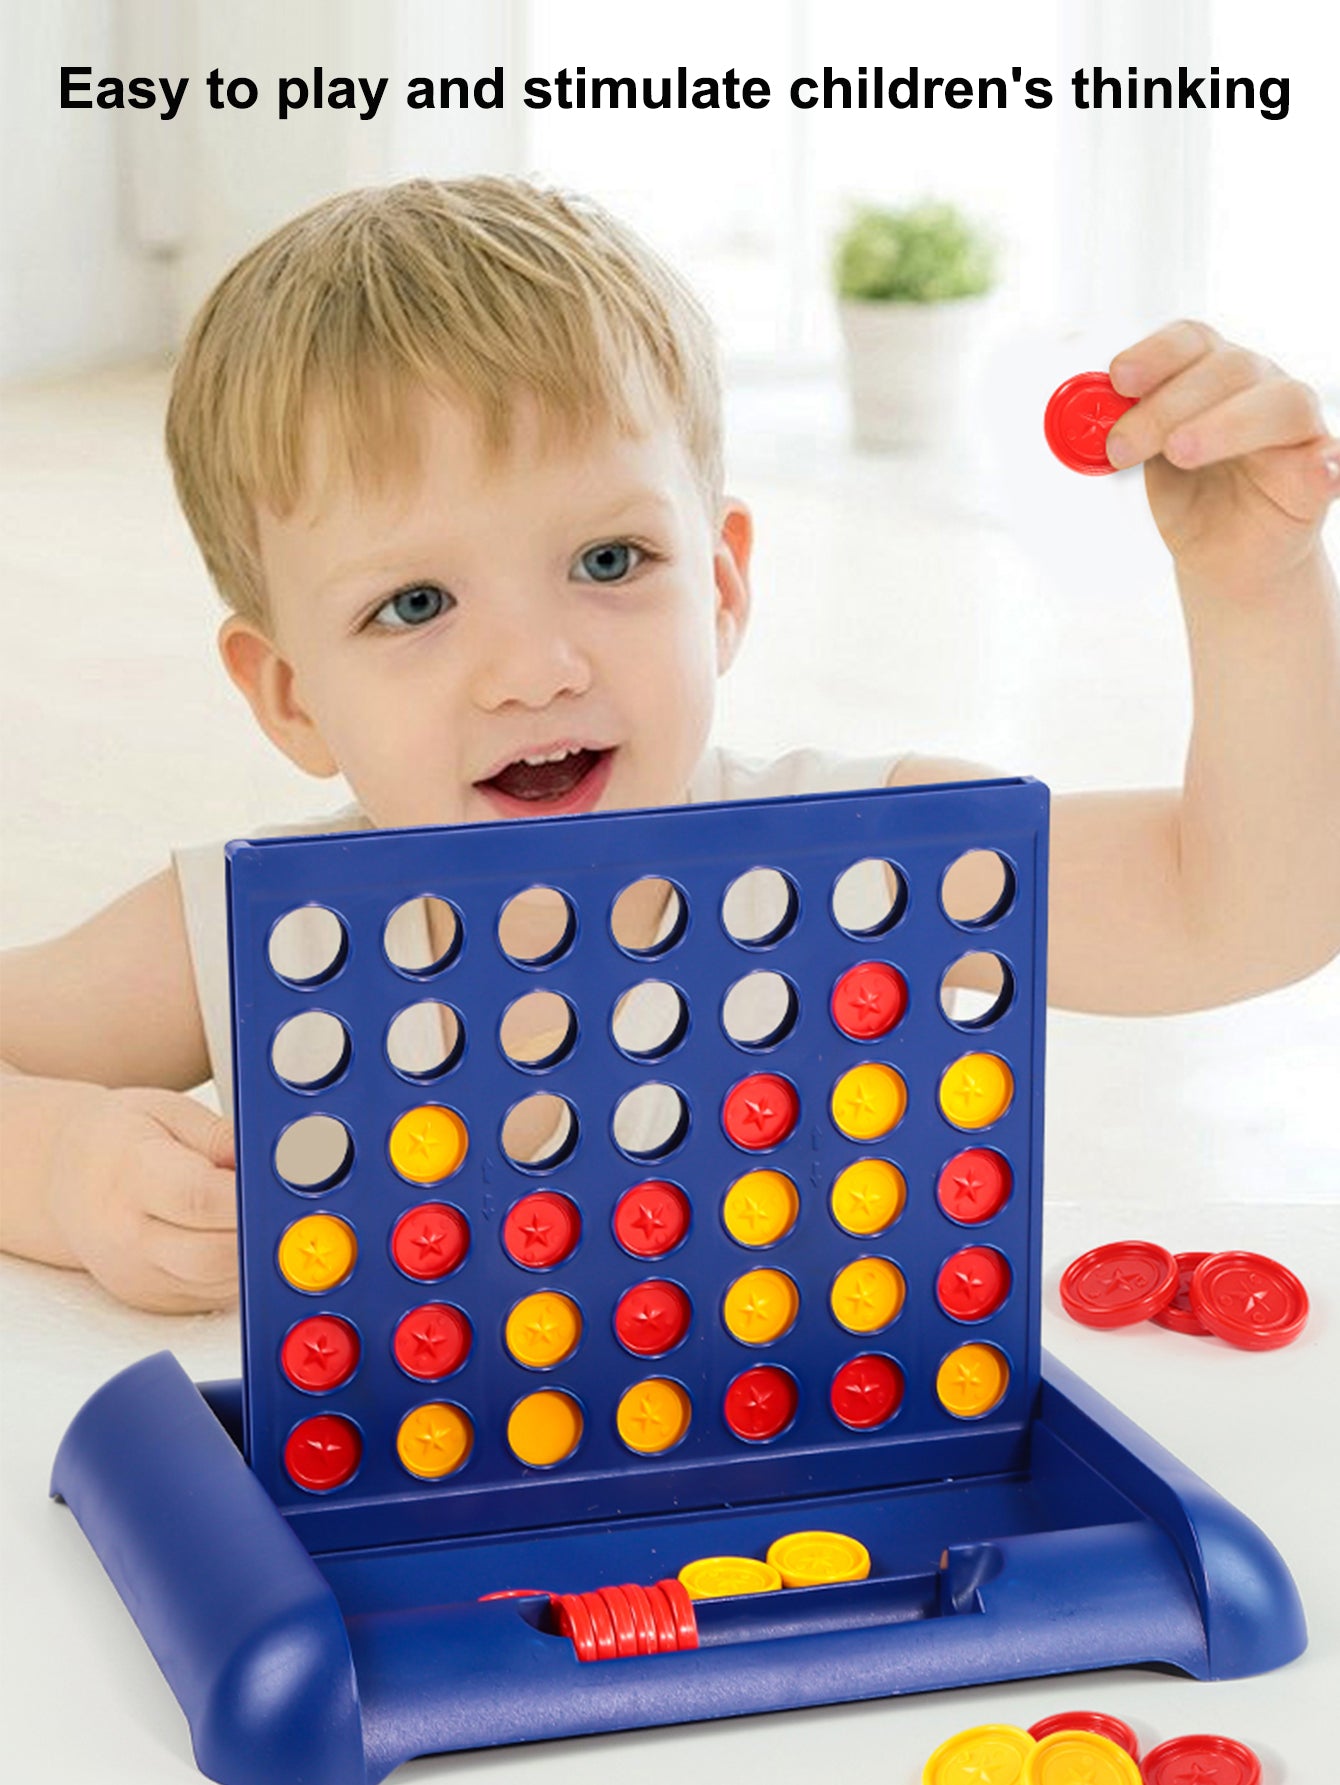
[166,177,722,626]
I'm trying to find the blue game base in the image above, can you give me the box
[52,1348,1305,1785]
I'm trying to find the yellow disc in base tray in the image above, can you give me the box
[1023,1732,1142,1785]
[678,1556,783,1599]
[923,1725,1036,1785]
[764,1530,870,1588]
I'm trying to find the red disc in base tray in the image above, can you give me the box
[1059,1241,1178,1328]
[1027,1711,1140,1758]
[1151,1251,1213,1334]
[1140,1734,1261,1785]
[1044,371,1136,474]
[1190,1250,1309,1350]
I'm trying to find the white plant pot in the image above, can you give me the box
[839,296,988,451]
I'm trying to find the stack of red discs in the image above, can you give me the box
[1060,1241,1309,1349]
[549,1578,699,1661]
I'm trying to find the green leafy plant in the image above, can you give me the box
[834,202,996,303]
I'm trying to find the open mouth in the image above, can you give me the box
[476,747,614,816]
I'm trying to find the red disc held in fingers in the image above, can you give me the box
[1027,1711,1140,1759]
[502,1191,580,1268]
[722,1073,798,1150]
[613,1181,690,1258]
[614,1280,691,1356]
[284,1414,361,1492]
[1151,1251,1214,1334]
[1190,1250,1309,1350]
[831,962,907,1040]
[280,1315,360,1392]
[1044,371,1137,474]
[724,1365,798,1441]
[393,1303,472,1379]
[391,1202,469,1280]
[936,1148,1012,1224]
[1060,1240,1178,1327]
[937,1246,1012,1322]
[1140,1734,1261,1785]
[830,1354,904,1430]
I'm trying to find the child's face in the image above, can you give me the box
[223,391,751,831]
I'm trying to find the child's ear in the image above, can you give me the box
[218,617,340,779]
[713,498,753,674]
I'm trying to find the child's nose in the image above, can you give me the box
[470,608,594,712]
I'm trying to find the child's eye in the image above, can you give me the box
[572,540,646,584]
[370,584,453,629]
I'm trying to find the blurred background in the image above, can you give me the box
[2,0,1337,1205]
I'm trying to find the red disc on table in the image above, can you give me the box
[831,962,907,1040]
[582,1588,619,1660]
[502,1191,580,1268]
[1141,1734,1261,1785]
[722,1073,799,1150]
[1044,372,1137,474]
[723,1365,798,1441]
[391,1202,469,1280]
[284,1414,361,1492]
[478,1588,550,1602]
[552,1592,596,1661]
[613,1181,690,1258]
[644,1579,679,1651]
[615,1280,691,1356]
[393,1303,472,1379]
[937,1246,1012,1322]
[596,1586,640,1657]
[280,1315,360,1392]
[1151,1251,1214,1334]
[1059,1240,1178,1328]
[1190,1251,1309,1351]
[622,1580,661,1654]
[1027,1711,1140,1759]
[654,1576,700,1650]
[830,1354,904,1430]
[936,1148,1012,1224]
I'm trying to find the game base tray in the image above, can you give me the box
[52,1348,1305,1785]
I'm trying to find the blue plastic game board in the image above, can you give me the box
[52,779,1306,1785]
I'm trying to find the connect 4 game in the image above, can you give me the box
[53,779,1306,1785]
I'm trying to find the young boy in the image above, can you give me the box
[2,177,1337,1313]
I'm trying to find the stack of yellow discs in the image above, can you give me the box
[764,1530,870,1587]
[923,1726,1035,1784]
[1023,1731,1141,1783]
[678,1556,782,1599]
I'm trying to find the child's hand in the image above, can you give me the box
[1107,321,1339,591]
[49,1085,237,1313]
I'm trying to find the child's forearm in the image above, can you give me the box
[0,1061,95,1269]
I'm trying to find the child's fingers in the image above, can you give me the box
[145,1091,236,1170]
[1106,345,1279,467]
[1109,319,1223,399]
[1159,379,1328,471]
[139,1150,237,1230]
[141,1217,239,1304]
[1221,436,1340,526]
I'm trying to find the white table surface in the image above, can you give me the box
[5,1000,1337,1785]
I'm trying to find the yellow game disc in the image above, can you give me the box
[765,1530,871,1588]
[923,1725,1036,1785]
[722,1268,800,1344]
[938,1054,1013,1130]
[829,1158,906,1236]
[388,1104,468,1183]
[722,1170,800,1247]
[504,1292,582,1368]
[830,1064,907,1140]
[616,1378,692,1453]
[830,1257,905,1333]
[1024,1731,1141,1784]
[396,1403,473,1479]
[507,1390,583,1467]
[678,1556,782,1599]
[936,1343,1010,1418]
[277,1214,357,1292]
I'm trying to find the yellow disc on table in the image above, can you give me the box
[388,1104,468,1183]
[1024,1732,1141,1785]
[923,1726,1036,1785]
[616,1378,692,1453]
[830,1257,905,1333]
[396,1402,473,1479]
[505,1291,581,1368]
[936,1343,1010,1418]
[829,1158,906,1236]
[722,1268,799,1344]
[722,1170,799,1247]
[830,1064,906,1140]
[507,1390,583,1466]
[678,1556,782,1599]
[765,1530,870,1588]
[277,1213,357,1292]
[938,1053,1013,1130]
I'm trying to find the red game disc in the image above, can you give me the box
[502,1191,580,1268]
[937,1246,1012,1322]
[830,962,907,1040]
[1059,1241,1178,1328]
[936,1148,1012,1224]
[1151,1251,1214,1335]
[283,1414,361,1492]
[622,1580,661,1654]
[654,1576,700,1649]
[614,1280,691,1356]
[830,1354,904,1430]
[1027,1711,1140,1759]
[393,1303,472,1379]
[391,1202,469,1281]
[1190,1251,1309,1351]
[1140,1734,1261,1785]
[478,1588,549,1601]
[596,1586,640,1657]
[1044,371,1137,474]
[723,1365,798,1441]
[583,1588,618,1660]
[722,1072,799,1150]
[280,1315,360,1392]
[644,1580,679,1651]
[613,1181,690,1258]
[552,1592,597,1661]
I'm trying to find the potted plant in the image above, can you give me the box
[834,201,997,451]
